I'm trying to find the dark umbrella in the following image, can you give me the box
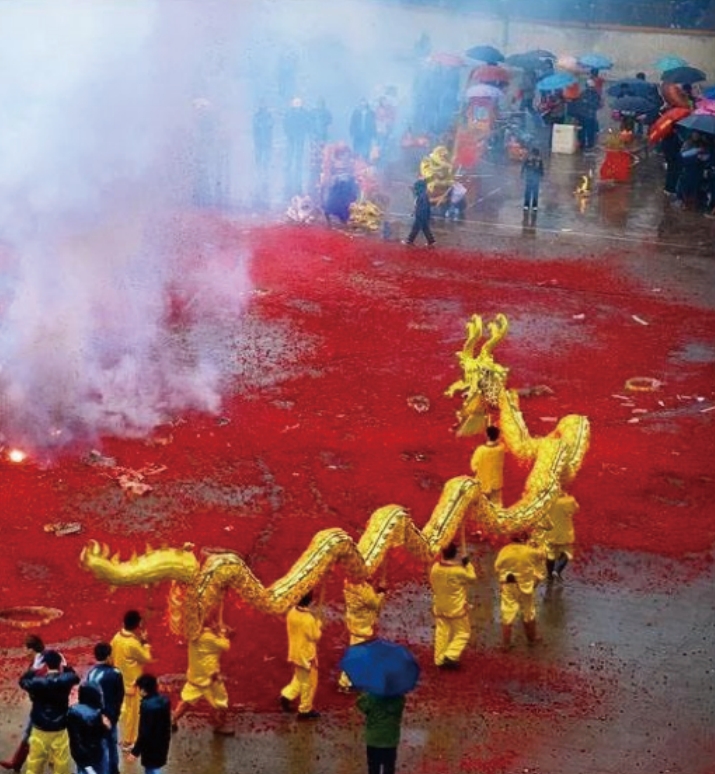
[612,96,661,114]
[339,639,420,698]
[606,79,659,100]
[677,112,715,136]
[661,66,707,85]
[465,45,504,64]
[505,50,556,70]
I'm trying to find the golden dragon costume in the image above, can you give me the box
[80,314,589,642]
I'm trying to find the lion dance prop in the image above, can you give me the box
[81,314,589,641]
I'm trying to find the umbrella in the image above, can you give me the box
[578,53,613,70]
[695,99,715,115]
[339,639,420,698]
[655,55,688,72]
[428,52,468,68]
[556,55,585,73]
[661,66,707,85]
[677,112,715,135]
[505,50,556,69]
[702,86,715,100]
[612,96,661,114]
[465,45,504,64]
[465,83,503,99]
[470,65,510,84]
[606,79,660,100]
[537,72,577,92]
[648,107,692,144]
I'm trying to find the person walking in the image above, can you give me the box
[19,650,80,774]
[429,543,476,669]
[403,178,436,246]
[85,642,125,774]
[338,580,386,692]
[127,675,171,774]
[279,591,323,719]
[470,425,506,506]
[494,534,547,649]
[110,610,153,751]
[171,609,234,735]
[356,692,406,774]
[67,683,111,774]
[543,493,579,581]
[521,147,544,214]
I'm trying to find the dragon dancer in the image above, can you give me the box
[470,425,505,506]
[171,608,234,735]
[430,543,477,669]
[280,591,323,720]
[543,493,579,581]
[338,580,386,691]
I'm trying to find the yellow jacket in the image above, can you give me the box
[344,581,384,639]
[470,442,505,493]
[430,560,476,618]
[545,495,579,545]
[286,606,322,669]
[494,544,546,594]
[186,628,230,687]
[110,629,153,690]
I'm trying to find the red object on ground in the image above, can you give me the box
[599,149,632,181]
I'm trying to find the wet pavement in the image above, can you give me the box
[2,137,715,774]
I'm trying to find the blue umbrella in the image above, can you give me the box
[537,72,577,92]
[578,53,613,70]
[703,86,715,100]
[339,639,420,697]
[655,56,688,72]
[606,78,659,100]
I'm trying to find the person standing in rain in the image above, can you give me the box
[350,99,377,160]
[356,692,406,774]
[85,642,125,774]
[402,178,435,246]
[127,675,171,774]
[470,425,506,505]
[284,97,311,195]
[280,591,323,719]
[494,533,546,649]
[429,542,476,669]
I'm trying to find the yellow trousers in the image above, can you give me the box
[434,614,471,665]
[26,728,71,774]
[500,584,537,625]
[119,687,140,745]
[180,679,229,710]
[281,664,318,714]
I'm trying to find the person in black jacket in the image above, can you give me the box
[67,683,110,774]
[19,649,80,774]
[402,178,436,246]
[85,642,125,774]
[128,674,171,774]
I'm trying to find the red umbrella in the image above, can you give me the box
[428,52,468,68]
[470,65,510,85]
[648,107,692,144]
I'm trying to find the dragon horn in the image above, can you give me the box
[482,314,509,357]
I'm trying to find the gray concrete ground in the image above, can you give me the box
[2,144,714,774]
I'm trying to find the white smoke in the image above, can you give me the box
[0,0,250,450]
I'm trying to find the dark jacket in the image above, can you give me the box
[67,684,106,769]
[131,693,171,769]
[356,693,406,748]
[85,662,125,724]
[413,181,431,220]
[521,156,544,184]
[20,666,80,732]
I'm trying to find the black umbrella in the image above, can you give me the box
[465,45,504,64]
[677,112,715,135]
[612,95,660,114]
[505,53,549,70]
[661,66,707,85]
[607,79,660,100]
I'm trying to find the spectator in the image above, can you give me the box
[350,99,377,161]
[67,683,110,774]
[128,675,172,774]
[86,642,125,774]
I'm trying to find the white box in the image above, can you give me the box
[551,124,579,154]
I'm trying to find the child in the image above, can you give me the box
[521,147,544,213]
[356,692,406,774]
[403,178,435,246]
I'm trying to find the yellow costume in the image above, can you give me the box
[494,543,545,647]
[429,559,476,666]
[471,440,505,505]
[180,627,230,709]
[281,605,322,714]
[26,728,71,774]
[110,628,153,745]
[339,581,385,688]
[544,494,579,561]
